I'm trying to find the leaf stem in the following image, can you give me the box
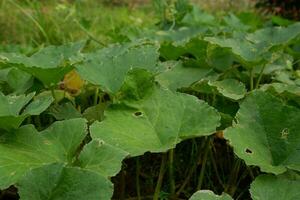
[120,168,126,200]
[225,159,241,196]
[197,137,211,190]
[93,87,99,105]
[255,64,266,89]
[168,149,175,196]
[249,68,254,91]
[153,154,167,200]
[175,140,203,197]
[136,158,141,200]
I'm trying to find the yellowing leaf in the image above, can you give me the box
[61,70,84,95]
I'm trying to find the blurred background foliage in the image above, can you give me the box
[0,0,298,48]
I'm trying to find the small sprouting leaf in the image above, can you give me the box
[250,174,300,200]
[17,163,113,200]
[225,91,300,174]
[189,190,232,200]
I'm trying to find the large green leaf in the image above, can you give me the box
[48,102,82,120]
[78,139,128,177]
[192,79,246,101]
[91,85,220,156]
[250,174,300,200]
[159,38,208,61]
[17,163,113,200]
[189,190,232,200]
[204,37,270,65]
[0,92,53,130]
[0,119,87,189]
[225,91,300,174]
[76,41,159,93]
[247,22,300,45]
[0,41,85,86]
[260,83,300,106]
[260,83,300,96]
[7,68,33,94]
[156,61,213,91]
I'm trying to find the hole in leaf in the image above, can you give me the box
[134,111,143,117]
[245,148,252,154]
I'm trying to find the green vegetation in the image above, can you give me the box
[0,0,299,200]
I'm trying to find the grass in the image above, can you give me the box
[0,0,257,49]
[0,0,155,47]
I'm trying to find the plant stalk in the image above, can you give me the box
[249,68,254,91]
[255,64,266,89]
[197,137,211,190]
[153,154,167,200]
[168,149,175,196]
[136,158,141,200]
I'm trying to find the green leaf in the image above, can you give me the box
[91,86,220,156]
[0,41,85,86]
[23,94,54,115]
[223,13,250,32]
[76,41,159,93]
[118,68,155,101]
[204,36,270,65]
[250,174,300,200]
[207,46,235,72]
[181,6,216,26]
[7,68,33,94]
[225,91,300,174]
[192,79,246,101]
[17,163,113,200]
[159,38,208,61]
[189,190,232,200]
[247,22,300,46]
[156,61,213,91]
[0,92,34,116]
[260,83,300,96]
[0,118,87,189]
[48,102,82,120]
[0,92,53,130]
[78,139,128,177]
